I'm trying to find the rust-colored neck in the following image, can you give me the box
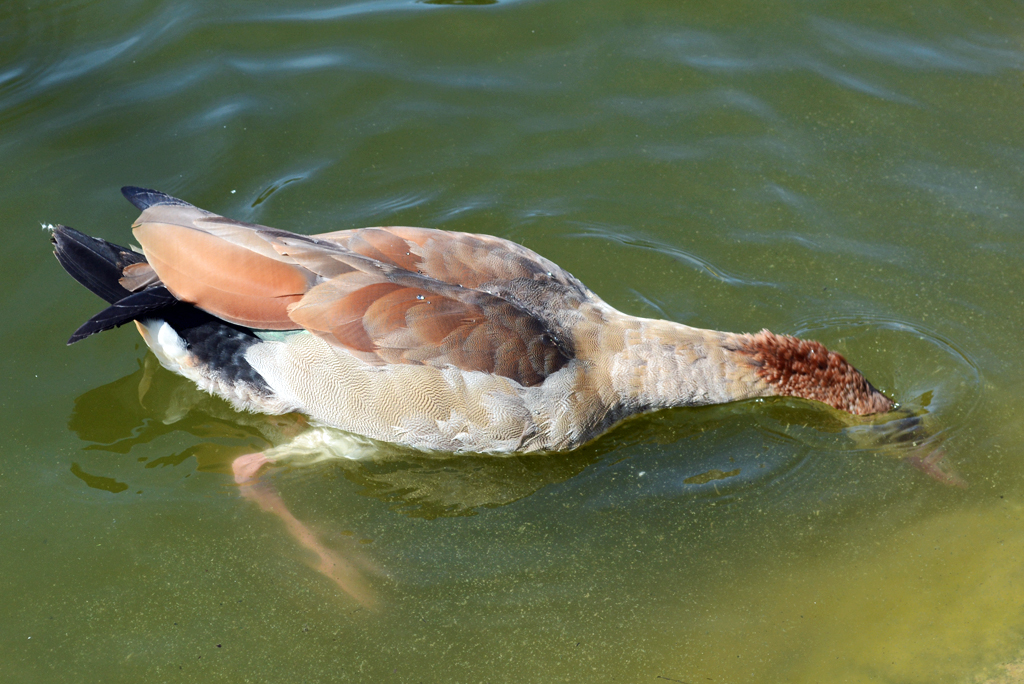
[725,329,894,415]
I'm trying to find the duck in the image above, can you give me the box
[51,186,895,455]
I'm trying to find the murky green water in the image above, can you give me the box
[3,0,1024,681]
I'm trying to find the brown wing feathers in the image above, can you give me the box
[129,200,571,387]
[274,235,572,386]
[315,225,589,298]
[133,221,314,329]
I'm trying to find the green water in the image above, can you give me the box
[3,0,1024,681]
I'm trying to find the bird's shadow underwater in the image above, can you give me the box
[69,353,962,503]
[64,352,963,605]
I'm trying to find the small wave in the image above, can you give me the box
[36,35,141,90]
[813,18,1017,73]
[656,26,916,104]
[262,0,515,23]
[373,190,437,214]
[790,313,983,431]
[568,221,772,287]
[251,175,308,208]
[228,53,354,74]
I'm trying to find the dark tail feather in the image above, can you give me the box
[51,225,145,304]
[51,224,176,345]
[68,286,178,344]
[121,186,193,211]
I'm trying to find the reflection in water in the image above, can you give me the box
[69,346,963,510]
[67,353,604,603]
[69,354,601,512]
[70,355,386,605]
[684,468,740,485]
[69,354,304,467]
[344,450,600,518]
[69,462,128,493]
[69,350,966,501]
[64,329,966,608]
[854,408,964,487]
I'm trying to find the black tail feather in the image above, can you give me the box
[50,224,178,345]
[51,225,145,304]
[120,186,192,211]
[68,286,178,344]
[51,215,267,392]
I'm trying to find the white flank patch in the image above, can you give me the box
[138,320,190,373]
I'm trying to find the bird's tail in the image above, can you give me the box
[49,225,175,344]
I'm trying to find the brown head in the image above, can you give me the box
[730,329,894,416]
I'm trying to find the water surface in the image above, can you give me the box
[2,0,1024,682]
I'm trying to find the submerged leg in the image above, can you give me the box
[232,452,377,609]
[232,451,270,484]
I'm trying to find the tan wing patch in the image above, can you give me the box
[287,275,570,387]
[133,221,314,329]
[314,226,589,297]
[130,203,573,387]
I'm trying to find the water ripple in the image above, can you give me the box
[0,67,24,89]
[0,3,197,139]
[894,161,1024,221]
[789,313,983,425]
[811,62,915,104]
[568,222,772,287]
[813,18,1024,73]
[180,96,259,132]
[607,88,776,120]
[372,190,437,215]
[259,0,418,22]
[251,169,326,208]
[656,26,918,105]
[261,0,514,22]
[227,53,354,74]
[37,35,141,89]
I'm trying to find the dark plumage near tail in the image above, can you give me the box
[120,186,193,211]
[50,225,176,344]
[51,217,268,392]
[51,224,143,304]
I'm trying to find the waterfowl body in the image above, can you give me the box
[52,187,894,453]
